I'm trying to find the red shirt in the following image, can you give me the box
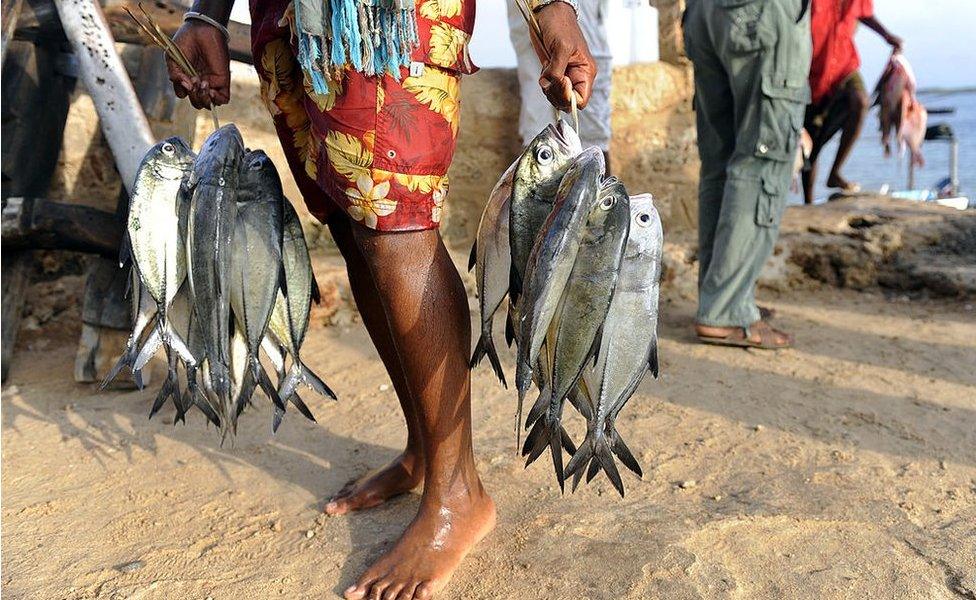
[809,0,873,105]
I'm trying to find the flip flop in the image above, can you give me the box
[697,320,794,350]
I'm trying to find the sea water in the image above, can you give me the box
[791,88,976,204]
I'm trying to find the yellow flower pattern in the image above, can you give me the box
[403,67,461,135]
[419,0,462,20]
[347,174,397,228]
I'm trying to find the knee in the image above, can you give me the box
[352,227,440,283]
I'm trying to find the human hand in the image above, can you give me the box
[167,20,231,109]
[532,2,597,111]
[886,34,903,52]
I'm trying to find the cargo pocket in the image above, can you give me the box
[718,0,765,54]
[754,76,807,162]
[755,174,783,228]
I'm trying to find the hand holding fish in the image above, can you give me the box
[168,11,232,109]
[532,1,597,111]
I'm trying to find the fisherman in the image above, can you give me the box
[684,0,811,349]
[802,0,903,203]
[166,1,595,598]
[508,0,612,169]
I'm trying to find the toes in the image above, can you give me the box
[382,582,404,600]
[396,582,419,600]
[367,578,392,600]
[325,499,351,516]
[414,582,435,599]
[344,569,383,599]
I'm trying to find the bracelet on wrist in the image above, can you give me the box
[184,11,230,40]
[531,0,580,19]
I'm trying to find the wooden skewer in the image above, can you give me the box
[123,4,220,131]
[513,0,579,132]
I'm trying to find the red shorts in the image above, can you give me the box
[250,1,466,231]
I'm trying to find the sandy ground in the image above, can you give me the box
[3,250,975,600]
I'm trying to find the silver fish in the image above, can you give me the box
[508,120,582,300]
[269,197,335,421]
[186,124,244,402]
[514,147,605,427]
[469,157,517,386]
[101,269,155,389]
[227,150,287,432]
[523,178,631,489]
[566,194,664,496]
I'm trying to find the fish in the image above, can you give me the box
[122,137,197,392]
[186,124,244,402]
[269,197,335,415]
[522,177,631,489]
[508,120,583,301]
[100,270,156,389]
[514,147,606,429]
[874,53,927,166]
[227,149,288,432]
[565,194,664,497]
[469,158,518,386]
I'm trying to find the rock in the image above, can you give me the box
[305,529,315,539]
[678,480,696,489]
[115,560,145,573]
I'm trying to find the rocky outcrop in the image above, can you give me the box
[765,196,976,297]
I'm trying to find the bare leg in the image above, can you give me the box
[324,215,426,515]
[826,87,869,191]
[802,158,817,205]
[343,226,495,600]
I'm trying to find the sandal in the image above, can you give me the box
[758,305,777,320]
[697,320,794,350]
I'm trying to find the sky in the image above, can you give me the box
[231,0,976,89]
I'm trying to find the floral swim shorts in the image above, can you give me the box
[250,0,475,231]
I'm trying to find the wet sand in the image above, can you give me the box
[2,251,975,599]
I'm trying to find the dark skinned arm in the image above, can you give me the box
[531,2,597,111]
[860,15,903,52]
[167,0,234,109]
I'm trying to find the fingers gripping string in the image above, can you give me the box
[515,0,579,135]
[125,4,220,131]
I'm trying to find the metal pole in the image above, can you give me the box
[52,0,155,194]
[907,160,915,191]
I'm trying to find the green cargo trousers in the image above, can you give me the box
[684,0,811,328]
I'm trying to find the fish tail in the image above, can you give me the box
[132,324,164,372]
[608,423,643,478]
[100,343,137,390]
[281,361,336,402]
[300,362,337,401]
[187,367,220,428]
[149,374,175,420]
[521,414,574,491]
[272,405,285,433]
[288,391,316,422]
[594,436,625,497]
[254,356,287,412]
[470,332,507,388]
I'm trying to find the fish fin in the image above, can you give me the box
[589,323,604,367]
[118,229,132,269]
[299,362,337,400]
[132,368,145,390]
[567,384,593,420]
[310,271,322,305]
[521,418,548,464]
[570,459,587,492]
[133,325,164,372]
[149,376,174,420]
[609,425,643,478]
[508,266,522,308]
[234,368,257,424]
[595,437,625,497]
[467,241,477,272]
[550,431,565,492]
[585,456,601,483]
[254,358,287,412]
[100,344,136,390]
[504,310,516,348]
[187,370,220,428]
[565,438,592,479]
[470,333,507,388]
[278,261,289,299]
[272,405,285,433]
[648,337,659,379]
[289,391,316,422]
[560,426,577,455]
[525,389,549,428]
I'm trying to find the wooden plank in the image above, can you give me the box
[53,0,154,193]
[1,251,32,383]
[2,197,123,257]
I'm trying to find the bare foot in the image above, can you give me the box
[325,451,424,516]
[343,490,496,599]
[826,172,859,193]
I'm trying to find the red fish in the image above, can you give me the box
[873,53,927,167]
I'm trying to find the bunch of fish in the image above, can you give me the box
[103,124,336,439]
[470,121,664,496]
[874,52,927,167]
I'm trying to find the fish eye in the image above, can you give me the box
[637,212,651,226]
[599,196,615,210]
[535,144,554,165]
[161,142,175,155]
